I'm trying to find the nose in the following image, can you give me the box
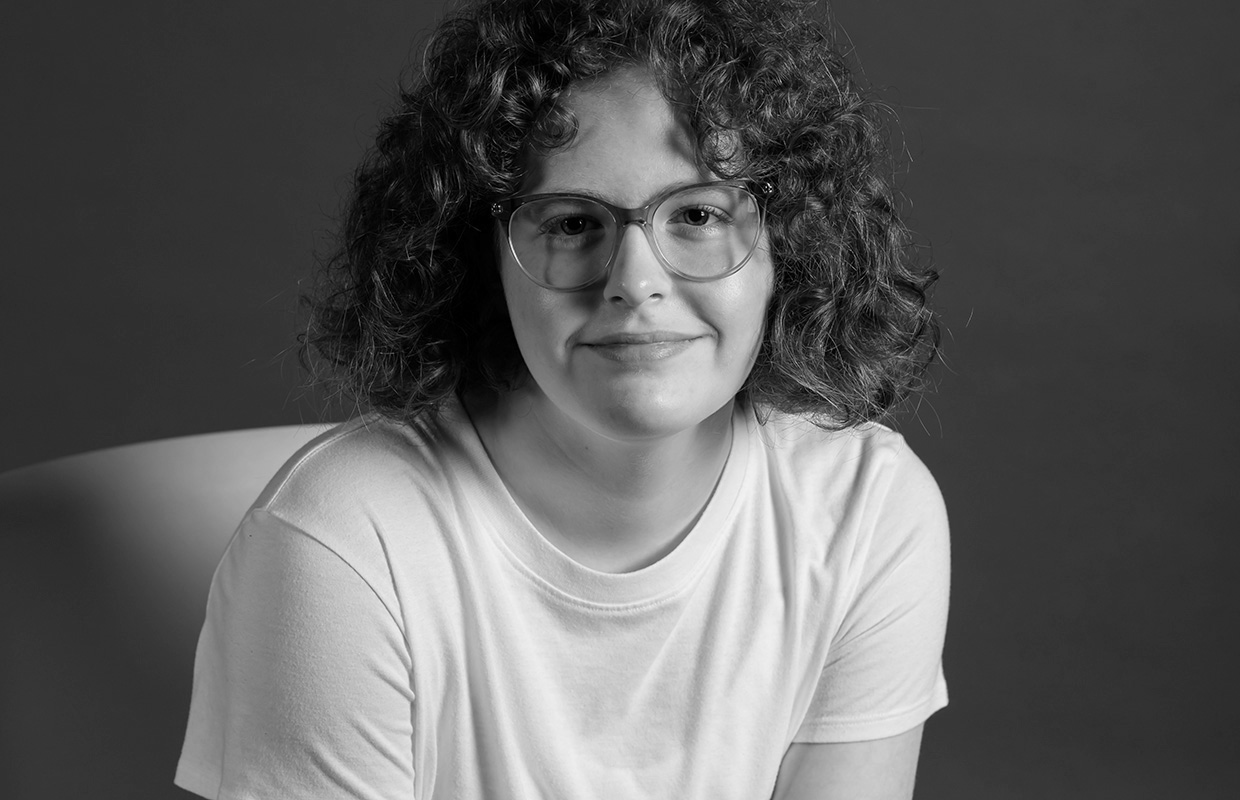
[603,222,672,306]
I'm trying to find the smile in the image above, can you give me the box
[581,332,702,363]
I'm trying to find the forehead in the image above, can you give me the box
[520,69,714,204]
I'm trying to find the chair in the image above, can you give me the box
[0,424,334,799]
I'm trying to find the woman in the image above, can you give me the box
[175,0,948,797]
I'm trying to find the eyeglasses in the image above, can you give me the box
[490,180,770,291]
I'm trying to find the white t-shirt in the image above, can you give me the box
[175,399,949,799]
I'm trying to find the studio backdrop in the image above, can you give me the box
[2,1,1236,798]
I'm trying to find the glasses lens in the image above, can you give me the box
[508,197,616,289]
[651,184,761,278]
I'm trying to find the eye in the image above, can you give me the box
[670,205,732,227]
[553,215,601,236]
[536,213,605,238]
[681,208,714,226]
[531,210,610,251]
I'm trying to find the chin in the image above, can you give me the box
[577,388,732,443]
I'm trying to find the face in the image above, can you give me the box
[498,68,774,443]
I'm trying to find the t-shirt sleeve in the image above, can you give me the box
[174,509,416,799]
[793,443,951,743]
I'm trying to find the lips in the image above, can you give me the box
[581,331,702,363]
[586,331,699,346]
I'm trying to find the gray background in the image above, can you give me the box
[3,0,1237,797]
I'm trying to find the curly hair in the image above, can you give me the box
[304,0,939,429]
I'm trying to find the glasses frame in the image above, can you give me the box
[490,179,773,292]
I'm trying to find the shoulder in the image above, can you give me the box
[751,408,943,519]
[251,404,481,546]
[744,407,948,586]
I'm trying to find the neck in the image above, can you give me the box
[466,386,736,573]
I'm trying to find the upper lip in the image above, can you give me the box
[584,331,700,345]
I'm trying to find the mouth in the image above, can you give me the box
[587,331,699,346]
[581,331,702,363]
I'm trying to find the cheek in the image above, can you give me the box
[499,256,574,361]
[500,261,540,342]
[722,256,775,349]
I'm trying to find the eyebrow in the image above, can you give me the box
[521,186,613,199]
[517,179,723,204]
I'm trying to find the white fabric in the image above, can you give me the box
[175,399,949,799]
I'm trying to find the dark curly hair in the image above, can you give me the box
[304,0,939,429]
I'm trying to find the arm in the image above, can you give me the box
[777,444,948,799]
[771,725,924,800]
[175,511,416,799]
